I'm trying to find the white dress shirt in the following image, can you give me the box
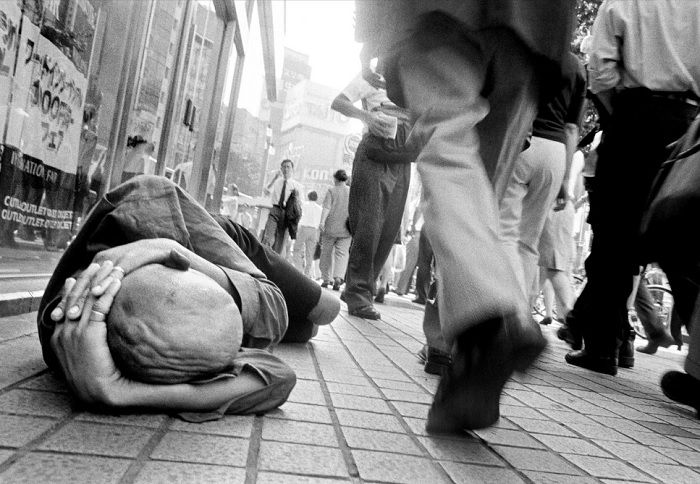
[268,177,303,207]
[299,201,323,228]
[588,0,700,96]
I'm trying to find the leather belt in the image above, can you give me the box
[622,88,700,107]
[651,92,700,107]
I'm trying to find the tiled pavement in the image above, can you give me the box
[1,294,699,483]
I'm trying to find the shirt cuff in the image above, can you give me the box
[588,68,620,94]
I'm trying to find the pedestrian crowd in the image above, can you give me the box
[39,0,700,434]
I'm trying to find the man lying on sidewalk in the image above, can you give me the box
[38,175,339,420]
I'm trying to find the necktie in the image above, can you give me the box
[278,179,287,207]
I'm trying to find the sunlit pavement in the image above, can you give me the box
[0,293,698,484]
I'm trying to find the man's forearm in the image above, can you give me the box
[331,94,368,122]
[563,123,579,191]
[264,174,278,194]
[106,372,266,411]
[319,208,330,228]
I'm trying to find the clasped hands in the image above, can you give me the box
[49,238,191,405]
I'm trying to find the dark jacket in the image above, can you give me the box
[284,189,302,239]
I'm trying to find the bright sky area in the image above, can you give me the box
[236,0,361,115]
[284,0,362,89]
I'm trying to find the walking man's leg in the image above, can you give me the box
[396,25,545,431]
[414,231,433,303]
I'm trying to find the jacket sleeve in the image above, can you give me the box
[219,267,288,349]
[177,349,297,422]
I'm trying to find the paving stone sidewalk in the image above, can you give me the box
[0,294,699,483]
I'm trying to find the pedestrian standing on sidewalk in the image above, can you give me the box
[331,72,413,320]
[319,169,351,291]
[262,159,303,256]
[292,191,322,278]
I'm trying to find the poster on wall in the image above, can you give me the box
[0,0,97,249]
[0,1,22,139]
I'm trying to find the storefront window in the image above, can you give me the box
[0,0,99,250]
[167,0,223,195]
[0,0,273,256]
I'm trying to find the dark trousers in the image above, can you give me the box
[414,230,433,301]
[212,214,321,343]
[344,135,411,309]
[661,261,699,335]
[262,205,288,254]
[572,91,697,357]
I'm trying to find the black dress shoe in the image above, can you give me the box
[332,278,342,291]
[557,324,583,350]
[426,315,546,433]
[424,347,452,375]
[661,371,700,417]
[412,297,426,305]
[349,305,381,320]
[540,317,552,326]
[565,350,617,376]
[321,280,331,288]
[374,286,386,303]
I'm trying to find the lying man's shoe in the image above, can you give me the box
[565,350,617,376]
[424,347,452,375]
[557,324,583,350]
[661,371,700,417]
[349,305,381,320]
[426,314,546,433]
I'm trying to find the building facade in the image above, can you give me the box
[276,78,357,200]
[0,0,283,251]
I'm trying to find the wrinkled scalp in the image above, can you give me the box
[106,264,242,383]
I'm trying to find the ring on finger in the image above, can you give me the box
[90,309,107,322]
[112,266,125,278]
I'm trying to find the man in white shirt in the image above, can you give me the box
[292,191,322,277]
[331,73,412,320]
[564,0,700,378]
[262,159,303,255]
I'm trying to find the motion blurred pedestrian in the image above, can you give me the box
[355,0,575,430]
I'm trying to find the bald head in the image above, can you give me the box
[106,264,242,384]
